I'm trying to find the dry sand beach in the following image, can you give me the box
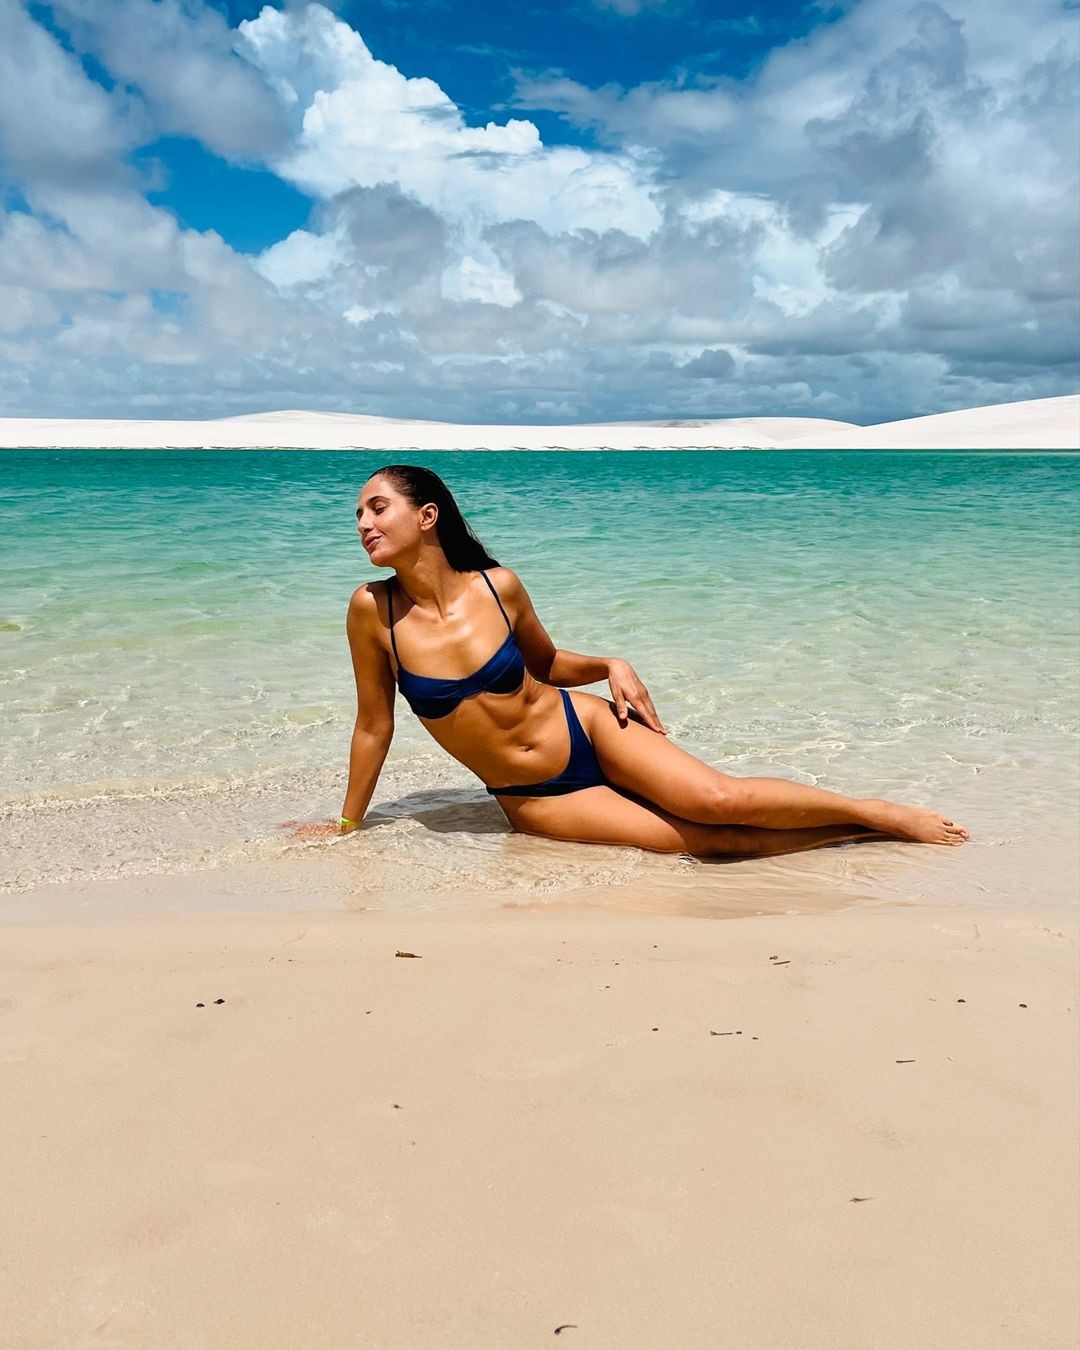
[1,393,1077,450]
[2,895,1077,1349]
[2,395,1078,1349]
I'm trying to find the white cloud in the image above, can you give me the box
[0,282,58,332]
[0,0,140,189]
[441,254,521,307]
[45,0,289,160]
[256,226,341,290]
[0,0,1074,424]
[237,4,662,240]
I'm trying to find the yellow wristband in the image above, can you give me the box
[340,816,359,829]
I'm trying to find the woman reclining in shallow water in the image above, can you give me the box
[285,464,968,856]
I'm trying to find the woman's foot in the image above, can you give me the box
[859,799,969,845]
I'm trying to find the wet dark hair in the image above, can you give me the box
[370,464,499,572]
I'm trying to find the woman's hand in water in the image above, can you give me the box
[606,659,667,734]
[276,819,351,842]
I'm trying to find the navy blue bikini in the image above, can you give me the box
[488,687,607,799]
[387,570,607,799]
[388,570,525,720]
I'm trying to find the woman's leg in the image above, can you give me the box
[497,784,881,858]
[575,694,968,845]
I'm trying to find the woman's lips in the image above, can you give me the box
[364,535,382,552]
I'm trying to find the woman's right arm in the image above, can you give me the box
[340,584,396,832]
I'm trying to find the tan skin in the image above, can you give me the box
[279,474,969,856]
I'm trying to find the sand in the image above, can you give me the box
[1,395,1076,450]
[0,410,842,451]
[2,891,1077,1349]
[784,395,1080,450]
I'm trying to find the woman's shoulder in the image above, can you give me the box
[484,565,524,597]
[347,580,390,627]
[482,566,532,625]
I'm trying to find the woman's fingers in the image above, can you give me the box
[608,663,666,734]
[622,680,666,735]
[613,686,667,735]
[634,700,665,735]
[638,693,667,735]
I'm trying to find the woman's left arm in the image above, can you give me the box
[492,568,667,735]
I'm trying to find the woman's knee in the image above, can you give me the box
[686,775,749,824]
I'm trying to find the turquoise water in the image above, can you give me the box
[2,449,1078,908]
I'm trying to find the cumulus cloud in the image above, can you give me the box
[0,0,139,190]
[43,0,289,160]
[681,348,736,379]
[508,0,1079,399]
[485,207,759,316]
[0,0,1075,422]
[236,4,662,239]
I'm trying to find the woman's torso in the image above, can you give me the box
[373,571,576,787]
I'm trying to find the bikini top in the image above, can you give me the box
[387,570,526,720]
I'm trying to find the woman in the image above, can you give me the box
[287,465,968,856]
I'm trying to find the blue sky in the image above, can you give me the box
[0,0,1076,423]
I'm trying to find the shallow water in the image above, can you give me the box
[2,449,1078,911]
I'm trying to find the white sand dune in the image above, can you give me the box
[0,410,841,450]
[0,396,1075,450]
[785,394,1079,450]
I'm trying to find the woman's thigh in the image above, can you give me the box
[497,783,715,854]
[574,691,732,822]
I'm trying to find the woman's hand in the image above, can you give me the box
[606,658,667,734]
[276,819,351,842]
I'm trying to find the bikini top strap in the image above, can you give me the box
[385,578,400,661]
[480,569,513,634]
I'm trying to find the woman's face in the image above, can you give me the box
[356,475,428,566]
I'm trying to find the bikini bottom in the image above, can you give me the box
[485,689,608,798]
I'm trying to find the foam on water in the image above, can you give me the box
[2,449,1078,913]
